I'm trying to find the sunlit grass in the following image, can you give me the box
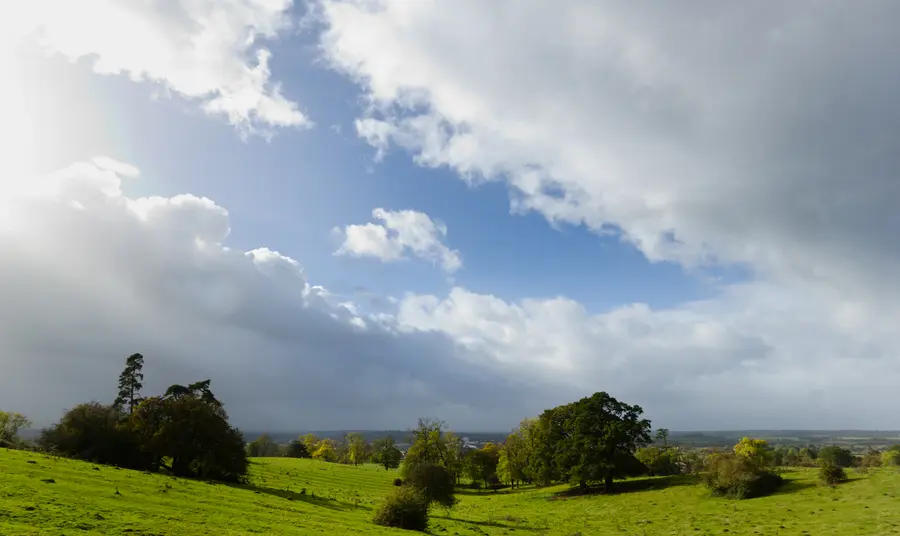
[3,448,900,535]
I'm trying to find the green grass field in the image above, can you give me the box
[3,448,900,535]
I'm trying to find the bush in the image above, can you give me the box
[635,446,680,476]
[393,478,404,487]
[38,402,144,469]
[818,461,847,486]
[703,452,784,499]
[404,463,457,508]
[857,451,882,473]
[373,486,429,531]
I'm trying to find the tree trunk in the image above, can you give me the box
[604,472,613,493]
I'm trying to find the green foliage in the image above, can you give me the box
[0,411,30,448]
[113,353,144,415]
[345,432,371,466]
[818,460,848,487]
[857,450,882,473]
[312,439,338,462]
[372,485,429,532]
[404,462,456,509]
[371,436,403,470]
[733,437,774,468]
[466,443,501,488]
[497,425,530,487]
[247,434,281,457]
[881,450,900,467]
[402,418,450,475]
[128,394,248,482]
[635,446,680,476]
[535,391,651,491]
[38,402,142,468]
[703,451,784,499]
[818,445,853,468]
[284,439,311,459]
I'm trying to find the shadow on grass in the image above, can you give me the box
[431,515,547,532]
[770,478,817,496]
[226,483,366,512]
[553,474,701,498]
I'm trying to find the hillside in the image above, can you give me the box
[3,448,900,535]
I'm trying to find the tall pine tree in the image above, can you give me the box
[114,353,145,414]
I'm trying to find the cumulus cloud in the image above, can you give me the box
[334,208,462,273]
[0,160,526,431]
[319,1,900,298]
[6,0,310,135]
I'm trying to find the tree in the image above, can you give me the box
[371,436,403,470]
[312,439,338,462]
[635,446,680,476]
[539,392,651,491]
[444,431,466,483]
[114,353,145,415]
[164,379,221,407]
[345,432,370,466]
[402,418,450,475]
[38,402,142,468]
[247,434,281,457]
[405,462,457,508]
[498,429,529,488]
[467,443,501,488]
[285,439,311,458]
[0,411,31,448]
[818,459,848,486]
[655,428,670,449]
[301,433,319,451]
[128,391,247,482]
[818,445,853,468]
[733,437,774,468]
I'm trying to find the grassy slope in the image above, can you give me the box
[3,448,900,535]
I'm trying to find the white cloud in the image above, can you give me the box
[335,208,462,273]
[7,0,310,135]
[319,1,900,298]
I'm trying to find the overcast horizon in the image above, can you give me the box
[5,1,900,433]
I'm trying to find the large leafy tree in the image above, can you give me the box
[284,439,311,458]
[128,387,247,482]
[371,436,403,470]
[498,428,529,488]
[114,353,145,415]
[541,392,651,491]
[467,442,502,488]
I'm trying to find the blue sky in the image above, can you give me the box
[4,1,900,432]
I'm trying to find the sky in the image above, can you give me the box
[3,1,900,433]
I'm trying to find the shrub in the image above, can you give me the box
[404,463,457,508]
[882,450,900,467]
[818,460,848,486]
[635,446,680,476]
[373,485,428,531]
[857,451,882,473]
[393,478,404,487]
[703,452,784,499]
[38,402,144,469]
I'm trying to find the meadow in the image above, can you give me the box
[3,447,900,535]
